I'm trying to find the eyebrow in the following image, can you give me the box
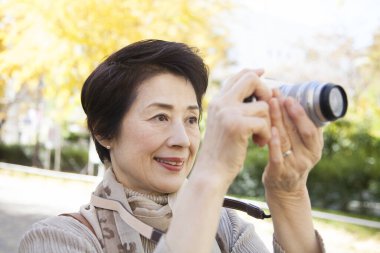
[146,103,199,111]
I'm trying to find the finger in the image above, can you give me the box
[267,126,283,167]
[269,97,292,152]
[240,101,269,118]
[226,70,271,103]
[254,68,265,77]
[241,116,271,146]
[272,88,281,98]
[236,101,271,147]
[278,97,304,153]
[220,69,252,93]
[253,134,271,147]
[239,101,271,146]
[253,119,272,147]
[284,98,322,151]
[221,69,264,94]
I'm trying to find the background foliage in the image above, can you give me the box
[0,0,230,126]
[0,0,380,217]
[228,26,380,216]
[229,118,380,216]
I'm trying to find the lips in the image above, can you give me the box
[154,157,185,172]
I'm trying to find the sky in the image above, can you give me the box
[226,0,380,70]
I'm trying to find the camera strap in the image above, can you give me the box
[90,194,271,243]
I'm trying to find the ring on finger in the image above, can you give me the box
[282,149,293,158]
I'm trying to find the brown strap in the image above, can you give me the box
[60,213,96,236]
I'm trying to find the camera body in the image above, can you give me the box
[260,79,348,127]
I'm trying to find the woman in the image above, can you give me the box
[19,40,324,253]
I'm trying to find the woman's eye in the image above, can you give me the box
[188,116,199,124]
[155,114,168,122]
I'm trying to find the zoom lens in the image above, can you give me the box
[279,81,348,127]
[259,79,348,127]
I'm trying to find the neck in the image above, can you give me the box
[124,187,169,205]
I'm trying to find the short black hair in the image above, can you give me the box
[81,40,209,162]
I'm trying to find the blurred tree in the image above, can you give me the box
[0,0,231,166]
[267,32,380,137]
[354,28,380,137]
[0,9,6,138]
[269,33,362,96]
[229,30,380,216]
[366,28,380,79]
[308,120,380,214]
[0,0,230,126]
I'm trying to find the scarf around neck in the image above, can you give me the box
[80,168,221,253]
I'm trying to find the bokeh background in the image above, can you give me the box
[0,0,380,252]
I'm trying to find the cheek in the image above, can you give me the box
[134,129,167,153]
[189,130,201,154]
[115,125,161,156]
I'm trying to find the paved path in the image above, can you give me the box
[1,165,380,253]
[0,172,96,253]
[0,203,50,253]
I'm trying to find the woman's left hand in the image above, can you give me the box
[262,89,325,253]
[262,89,324,196]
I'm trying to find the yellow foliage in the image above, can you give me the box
[0,0,231,122]
[347,87,380,137]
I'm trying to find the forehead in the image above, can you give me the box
[134,73,198,109]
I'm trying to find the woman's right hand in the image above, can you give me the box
[166,70,272,253]
[195,69,272,185]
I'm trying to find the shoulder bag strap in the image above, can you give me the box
[60,213,96,236]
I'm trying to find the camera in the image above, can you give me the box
[278,81,348,127]
[245,79,348,127]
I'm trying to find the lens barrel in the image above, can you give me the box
[278,81,348,127]
[319,84,347,121]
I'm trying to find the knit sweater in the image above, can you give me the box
[19,165,326,253]
[18,207,325,253]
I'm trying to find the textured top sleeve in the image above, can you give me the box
[217,208,271,253]
[18,216,103,253]
[152,208,275,253]
[219,208,326,253]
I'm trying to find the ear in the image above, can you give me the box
[95,135,112,150]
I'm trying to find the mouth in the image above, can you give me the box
[154,157,185,172]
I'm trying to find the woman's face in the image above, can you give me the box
[109,73,201,194]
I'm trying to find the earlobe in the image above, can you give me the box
[95,135,112,150]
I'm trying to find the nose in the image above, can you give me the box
[167,120,191,148]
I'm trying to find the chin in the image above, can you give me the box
[156,179,184,194]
